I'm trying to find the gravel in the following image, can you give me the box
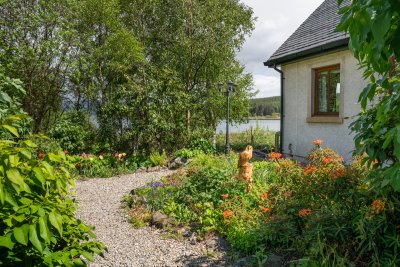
[74,171,230,267]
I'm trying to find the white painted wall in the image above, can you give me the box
[281,49,367,162]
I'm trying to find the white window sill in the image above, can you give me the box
[306,116,343,124]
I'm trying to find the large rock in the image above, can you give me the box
[151,212,170,228]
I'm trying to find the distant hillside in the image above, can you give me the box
[250,96,281,117]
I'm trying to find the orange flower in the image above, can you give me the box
[322,157,334,164]
[260,192,270,199]
[313,139,323,146]
[223,210,234,219]
[329,168,345,179]
[303,165,317,175]
[269,152,282,159]
[260,207,270,213]
[371,199,385,214]
[298,208,312,217]
[221,194,229,199]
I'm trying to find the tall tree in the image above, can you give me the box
[0,0,75,132]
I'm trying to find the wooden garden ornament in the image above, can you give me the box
[238,145,253,191]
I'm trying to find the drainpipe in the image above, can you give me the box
[271,65,284,153]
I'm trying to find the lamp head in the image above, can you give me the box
[227,81,237,92]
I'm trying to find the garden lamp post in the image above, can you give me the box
[218,81,237,157]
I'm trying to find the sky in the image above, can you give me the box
[236,0,325,98]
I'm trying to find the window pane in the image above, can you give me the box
[317,71,328,112]
[329,70,340,112]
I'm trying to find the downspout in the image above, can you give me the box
[271,65,284,153]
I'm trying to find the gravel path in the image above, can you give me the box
[74,171,230,267]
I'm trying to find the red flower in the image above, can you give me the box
[37,153,44,159]
[261,207,270,213]
[63,150,69,154]
[298,208,312,217]
[221,194,229,199]
[77,162,82,168]
[81,153,86,159]
[260,192,270,199]
[312,139,323,146]
[223,210,234,219]
[269,152,282,159]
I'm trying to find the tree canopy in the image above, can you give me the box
[0,0,255,154]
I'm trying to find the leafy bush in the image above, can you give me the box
[187,138,215,154]
[49,111,96,154]
[173,148,203,159]
[0,85,105,265]
[149,151,167,167]
[126,140,400,265]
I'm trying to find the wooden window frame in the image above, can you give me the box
[313,64,340,117]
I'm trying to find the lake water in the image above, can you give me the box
[216,119,280,133]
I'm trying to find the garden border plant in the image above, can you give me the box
[0,73,106,266]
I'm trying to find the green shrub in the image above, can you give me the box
[149,151,167,167]
[187,138,215,154]
[126,141,400,265]
[0,99,105,265]
[173,148,203,159]
[49,111,96,154]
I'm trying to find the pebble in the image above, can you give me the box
[74,171,230,267]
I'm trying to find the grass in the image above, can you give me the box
[216,127,276,153]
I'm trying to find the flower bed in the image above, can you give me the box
[124,141,400,265]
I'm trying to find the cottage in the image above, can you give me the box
[264,0,366,162]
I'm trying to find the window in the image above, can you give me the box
[314,64,340,116]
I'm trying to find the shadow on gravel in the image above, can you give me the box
[175,254,230,267]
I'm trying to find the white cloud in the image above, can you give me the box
[252,74,280,98]
[237,0,325,98]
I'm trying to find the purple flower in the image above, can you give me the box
[152,182,163,192]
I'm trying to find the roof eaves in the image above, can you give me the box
[263,37,349,67]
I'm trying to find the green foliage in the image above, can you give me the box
[0,0,256,154]
[69,152,142,178]
[250,96,281,117]
[187,138,216,154]
[0,72,31,137]
[217,126,275,152]
[338,0,400,192]
[149,152,167,167]
[49,111,96,154]
[0,81,106,265]
[126,141,400,265]
[173,148,204,159]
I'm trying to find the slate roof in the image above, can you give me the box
[264,0,350,67]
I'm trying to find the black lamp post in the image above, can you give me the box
[218,81,237,157]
